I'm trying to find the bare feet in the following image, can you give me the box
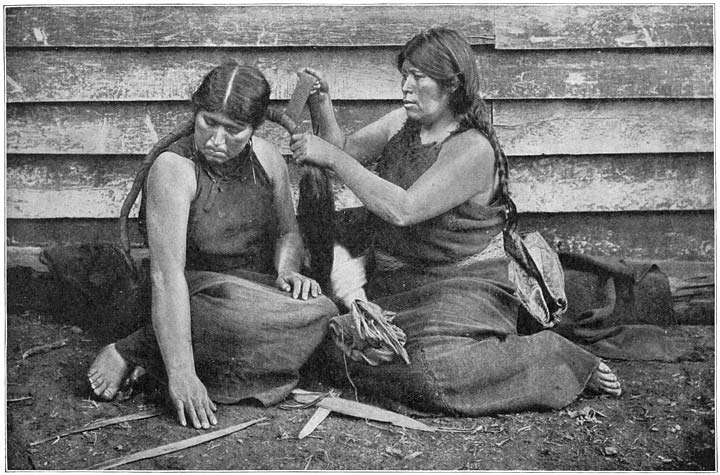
[87,343,136,401]
[585,361,622,397]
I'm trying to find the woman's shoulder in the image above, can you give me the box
[251,136,286,177]
[436,128,496,181]
[147,151,197,197]
[151,151,196,176]
[443,127,494,159]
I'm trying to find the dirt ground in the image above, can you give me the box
[5,267,717,471]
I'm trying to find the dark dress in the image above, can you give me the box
[115,136,338,406]
[325,120,600,415]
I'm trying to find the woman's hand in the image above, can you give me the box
[276,270,322,300]
[167,372,217,429]
[290,133,339,169]
[299,67,329,98]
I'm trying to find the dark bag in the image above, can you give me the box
[39,244,149,340]
[550,253,692,361]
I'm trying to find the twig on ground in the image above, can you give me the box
[22,339,69,359]
[496,438,512,447]
[8,396,33,403]
[435,426,474,433]
[87,417,268,470]
[30,409,163,446]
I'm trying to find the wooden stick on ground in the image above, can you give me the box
[87,417,268,470]
[22,338,69,359]
[7,396,33,403]
[30,409,164,446]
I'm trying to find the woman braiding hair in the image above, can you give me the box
[290,26,621,416]
[398,27,517,229]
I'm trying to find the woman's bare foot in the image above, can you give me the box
[87,343,133,401]
[585,361,622,397]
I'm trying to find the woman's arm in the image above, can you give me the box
[253,138,321,300]
[146,152,217,429]
[304,68,404,164]
[292,129,496,227]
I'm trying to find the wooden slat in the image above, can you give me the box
[495,5,713,49]
[477,49,711,99]
[6,211,714,262]
[511,154,713,213]
[8,99,713,157]
[7,219,145,248]
[6,153,713,219]
[5,102,396,155]
[6,49,399,102]
[521,211,714,262]
[5,5,495,47]
[4,155,363,219]
[494,100,713,156]
[7,48,712,102]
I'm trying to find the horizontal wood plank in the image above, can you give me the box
[7,48,712,102]
[494,100,713,155]
[6,210,714,262]
[5,5,495,47]
[495,5,713,49]
[521,211,714,262]
[6,102,396,155]
[6,153,713,219]
[6,49,400,102]
[511,154,713,213]
[477,49,711,99]
[4,155,362,219]
[8,99,713,157]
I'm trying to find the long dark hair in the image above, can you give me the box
[397,27,517,226]
[191,61,271,129]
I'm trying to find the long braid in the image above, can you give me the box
[463,94,517,231]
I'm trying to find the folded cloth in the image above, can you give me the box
[549,252,696,361]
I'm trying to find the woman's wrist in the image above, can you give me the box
[277,266,299,277]
[165,360,196,379]
[329,148,353,174]
[308,92,330,106]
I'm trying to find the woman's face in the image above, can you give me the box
[400,60,452,124]
[194,110,254,163]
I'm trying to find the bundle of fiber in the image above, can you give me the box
[329,300,410,366]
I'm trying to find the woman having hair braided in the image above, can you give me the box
[88,62,336,429]
[290,27,620,416]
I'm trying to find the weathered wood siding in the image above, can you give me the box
[5,5,714,262]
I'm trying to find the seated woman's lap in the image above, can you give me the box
[324,262,599,414]
[116,269,337,405]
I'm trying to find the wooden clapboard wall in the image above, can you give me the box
[5,5,714,265]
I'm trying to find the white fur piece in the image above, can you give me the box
[330,244,368,309]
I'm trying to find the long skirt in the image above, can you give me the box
[116,268,338,406]
[322,257,600,416]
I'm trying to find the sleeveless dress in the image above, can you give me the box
[323,120,601,415]
[115,135,338,406]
